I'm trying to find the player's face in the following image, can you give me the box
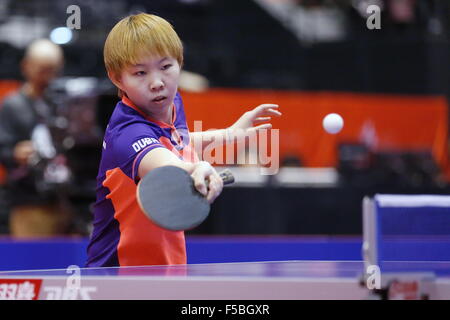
[117,55,181,120]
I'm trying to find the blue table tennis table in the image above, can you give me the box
[0,260,450,300]
[2,194,450,300]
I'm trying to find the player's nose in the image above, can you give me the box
[149,77,164,91]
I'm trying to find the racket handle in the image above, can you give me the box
[219,169,235,185]
[204,169,235,188]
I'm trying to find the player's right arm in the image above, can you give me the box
[138,148,223,204]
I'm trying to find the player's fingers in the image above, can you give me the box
[191,161,215,196]
[193,176,208,196]
[208,173,223,194]
[250,123,272,132]
[206,174,223,204]
[256,103,279,110]
[254,117,271,124]
[207,187,221,204]
[267,108,282,116]
[254,104,279,115]
[258,108,282,118]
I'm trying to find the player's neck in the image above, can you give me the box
[142,104,173,125]
[122,95,174,126]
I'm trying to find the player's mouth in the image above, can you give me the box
[152,96,166,104]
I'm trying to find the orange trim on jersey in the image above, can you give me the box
[103,167,186,266]
[159,134,193,164]
[159,136,181,157]
[181,139,200,163]
[122,96,176,129]
[121,96,190,162]
[158,137,199,163]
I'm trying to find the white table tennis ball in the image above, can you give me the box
[322,113,344,134]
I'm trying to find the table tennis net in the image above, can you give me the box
[365,194,450,265]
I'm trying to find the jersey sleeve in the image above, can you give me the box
[112,122,165,181]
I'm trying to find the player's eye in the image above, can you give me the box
[134,71,146,76]
[162,64,172,70]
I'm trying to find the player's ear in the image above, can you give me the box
[108,71,124,91]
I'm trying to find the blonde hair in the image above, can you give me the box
[104,13,183,96]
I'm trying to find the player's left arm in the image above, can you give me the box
[189,104,281,150]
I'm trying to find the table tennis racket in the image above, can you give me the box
[137,165,234,231]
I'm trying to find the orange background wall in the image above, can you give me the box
[1,81,449,178]
[181,89,449,175]
[0,80,20,100]
[0,81,21,184]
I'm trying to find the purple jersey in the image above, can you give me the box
[86,92,198,267]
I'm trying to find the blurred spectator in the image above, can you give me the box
[0,39,72,238]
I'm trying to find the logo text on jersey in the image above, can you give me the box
[132,138,159,152]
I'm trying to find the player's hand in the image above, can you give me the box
[228,104,281,137]
[13,140,35,166]
[191,161,223,204]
